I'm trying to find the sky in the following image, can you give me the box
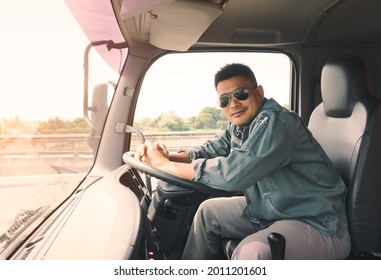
[0,0,291,124]
[0,0,104,121]
[136,52,291,120]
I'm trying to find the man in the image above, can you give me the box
[135,63,351,259]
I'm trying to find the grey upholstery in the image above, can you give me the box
[308,55,381,258]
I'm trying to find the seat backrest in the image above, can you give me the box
[308,55,381,258]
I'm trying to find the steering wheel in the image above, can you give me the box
[123,127,233,197]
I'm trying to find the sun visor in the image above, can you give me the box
[120,0,174,18]
[121,0,226,51]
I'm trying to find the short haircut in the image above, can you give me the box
[214,63,258,88]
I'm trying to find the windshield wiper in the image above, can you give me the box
[0,205,49,254]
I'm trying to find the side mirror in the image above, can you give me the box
[86,83,110,151]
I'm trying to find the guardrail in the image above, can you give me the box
[0,131,219,156]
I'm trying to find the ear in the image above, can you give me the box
[256,85,265,99]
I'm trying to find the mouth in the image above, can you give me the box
[231,109,246,118]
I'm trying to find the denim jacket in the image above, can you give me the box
[187,98,348,235]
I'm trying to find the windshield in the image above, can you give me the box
[0,0,125,258]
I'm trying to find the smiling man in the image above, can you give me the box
[135,63,351,260]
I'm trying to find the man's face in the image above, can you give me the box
[216,76,264,127]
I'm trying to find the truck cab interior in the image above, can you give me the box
[3,0,381,260]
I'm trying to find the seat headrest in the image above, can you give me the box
[321,56,372,117]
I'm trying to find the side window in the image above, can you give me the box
[132,52,291,151]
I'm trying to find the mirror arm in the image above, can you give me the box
[83,40,127,127]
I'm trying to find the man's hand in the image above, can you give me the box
[134,141,169,168]
[134,141,196,180]
[134,142,148,162]
[154,142,169,159]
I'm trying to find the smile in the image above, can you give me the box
[231,109,246,117]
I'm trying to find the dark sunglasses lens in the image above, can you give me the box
[218,94,230,108]
[233,88,249,100]
[218,88,249,108]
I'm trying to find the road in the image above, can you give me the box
[0,135,94,177]
[0,131,217,177]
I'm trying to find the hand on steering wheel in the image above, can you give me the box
[123,126,233,197]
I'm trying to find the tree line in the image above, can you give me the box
[2,107,228,134]
[134,107,227,132]
[1,117,90,134]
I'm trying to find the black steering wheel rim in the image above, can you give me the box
[122,151,232,197]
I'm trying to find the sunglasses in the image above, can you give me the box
[217,88,250,108]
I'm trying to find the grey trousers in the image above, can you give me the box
[181,196,351,260]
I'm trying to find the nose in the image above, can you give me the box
[229,95,241,108]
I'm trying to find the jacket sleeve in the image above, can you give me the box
[186,128,231,160]
[191,112,293,191]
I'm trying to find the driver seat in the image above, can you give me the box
[308,55,381,258]
[224,55,381,259]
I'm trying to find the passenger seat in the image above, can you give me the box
[308,55,381,259]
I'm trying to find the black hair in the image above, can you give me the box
[214,63,258,88]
